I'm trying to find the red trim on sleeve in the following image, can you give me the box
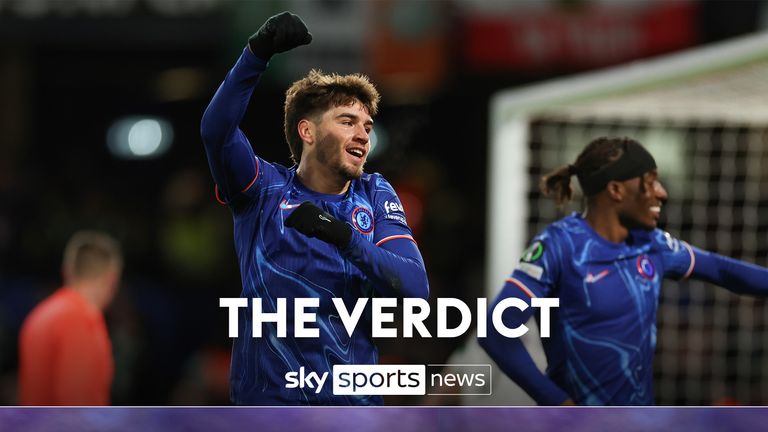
[214,185,226,205]
[376,235,416,247]
[682,242,696,279]
[241,156,260,193]
[505,277,537,299]
[213,157,261,205]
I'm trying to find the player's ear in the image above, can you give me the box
[606,180,624,202]
[297,119,315,145]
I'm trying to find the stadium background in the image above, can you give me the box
[0,0,765,405]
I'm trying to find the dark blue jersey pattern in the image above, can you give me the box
[481,212,768,406]
[201,48,429,405]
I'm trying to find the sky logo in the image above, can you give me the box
[284,364,493,396]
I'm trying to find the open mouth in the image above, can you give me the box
[650,206,661,218]
[346,147,365,160]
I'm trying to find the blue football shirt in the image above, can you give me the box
[223,157,415,405]
[500,213,694,405]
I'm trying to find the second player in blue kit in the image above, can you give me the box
[481,137,768,405]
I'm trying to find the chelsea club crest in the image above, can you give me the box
[636,255,656,279]
[351,206,374,234]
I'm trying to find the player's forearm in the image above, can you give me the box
[283,203,428,299]
[692,247,768,295]
[341,235,429,299]
[479,294,570,405]
[479,336,570,405]
[200,47,266,197]
[201,47,266,146]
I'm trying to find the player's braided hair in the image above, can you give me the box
[284,69,380,165]
[541,137,631,205]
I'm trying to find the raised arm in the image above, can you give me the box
[200,12,311,200]
[656,231,768,295]
[690,247,768,295]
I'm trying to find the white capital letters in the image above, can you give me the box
[220,297,248,337]
[252,298,286,337]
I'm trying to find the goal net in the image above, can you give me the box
[487,32,768,405]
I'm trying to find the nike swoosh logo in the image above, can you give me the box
[280,199,301,210]
[585,270,610,283]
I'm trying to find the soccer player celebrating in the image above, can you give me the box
[480,137,768,405]
[200,12,428,405]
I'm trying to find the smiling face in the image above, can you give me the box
[618,170,668,230]
[312,100,373,181]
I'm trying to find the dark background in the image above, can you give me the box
[0,0,764,405]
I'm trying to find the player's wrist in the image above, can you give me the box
[247,38,274,62]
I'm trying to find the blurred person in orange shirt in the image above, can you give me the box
[18,231,122,405]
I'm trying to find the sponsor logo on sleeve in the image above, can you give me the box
[383,200,407,224]
[384,200,405,214]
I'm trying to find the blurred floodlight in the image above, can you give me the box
[107,116,173,159]
[368,127,388,161]
[128,119,162,155]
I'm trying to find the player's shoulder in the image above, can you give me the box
[649,228,688,253]
[534,213,605,257]
[251,157,295,196]
[544,213,584,241]
[520,215,579,263]
[358,171,392,187]
[258,157,293,179]
[356,172,397,196]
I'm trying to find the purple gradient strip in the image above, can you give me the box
[1,407,767,432]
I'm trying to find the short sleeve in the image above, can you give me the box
[653,230,695,280]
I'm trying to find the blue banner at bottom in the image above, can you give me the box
[0,407,766,432]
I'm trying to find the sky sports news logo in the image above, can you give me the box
[285,364,491,396]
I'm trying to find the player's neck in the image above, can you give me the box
[583,208,629,244]
[296,162,350,195]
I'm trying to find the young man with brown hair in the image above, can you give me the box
[201,12,428,405]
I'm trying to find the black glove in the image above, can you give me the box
[285,201,352,248]
[248,11,312,61]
